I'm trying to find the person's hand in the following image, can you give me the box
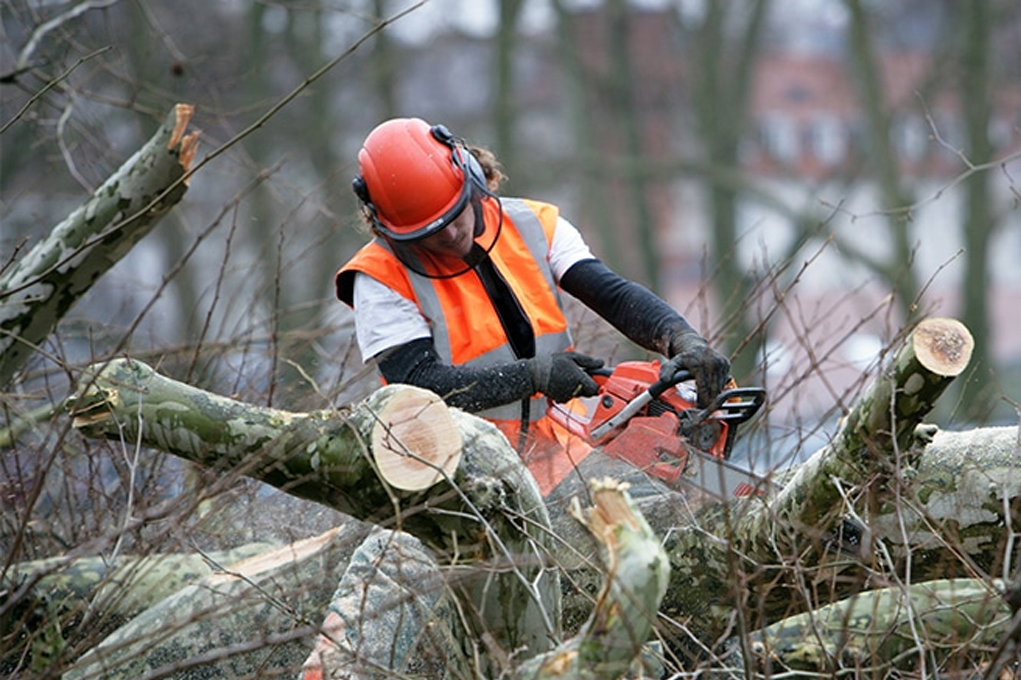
[528,351,604,403]
[661,330,731,408]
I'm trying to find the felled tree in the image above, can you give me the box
[41,316,1019,677]
[2,104,1017,678]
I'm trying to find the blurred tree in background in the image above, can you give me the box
[3,0,1020,420]
[2,0,1021,676]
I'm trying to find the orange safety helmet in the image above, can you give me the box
[352,118,488,242]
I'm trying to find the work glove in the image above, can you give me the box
[528,351,604,403]
[661,329,731,409]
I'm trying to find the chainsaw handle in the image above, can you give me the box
[587,364,693,398]
[656,366,765,426]
[649,367,694,399]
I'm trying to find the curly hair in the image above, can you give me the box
[468,144,507,193]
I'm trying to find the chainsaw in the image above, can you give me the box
[546,360,769,499]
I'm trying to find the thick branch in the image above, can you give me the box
[0,103,199,386]
[69,358,520,552]
[735,578,1010,676]
[769,317,974,534]
[1,543,275,669]
[516,479,669,680]
[68,357,560,660]
[64,528,359,680]
[870,425,1021,579]
[658,318,975,641]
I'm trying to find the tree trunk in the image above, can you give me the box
[60,318,1017,675]
[690,0,771,379]
[67,358,562,662]
[0,103,198,387]
[844,0,921,322]
[657,318,977,642]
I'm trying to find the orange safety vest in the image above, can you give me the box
[336,197,594,496]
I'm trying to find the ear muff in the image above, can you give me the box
[351,175,385,234]
[429,124,489,196]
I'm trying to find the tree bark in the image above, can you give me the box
[656,318,977,642]
[733,578,1011,676]
[0,103,199,387]
[67,357,561,662]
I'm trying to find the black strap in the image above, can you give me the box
[465,244,536,451]
[466,244,536,360]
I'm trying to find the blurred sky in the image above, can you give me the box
[384,0,848,45]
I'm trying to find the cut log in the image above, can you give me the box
[370,386,462,491]
[770,317,974,537]
[67,357,561,663]
[68,359,514,555]
[656,318,976,644]
[0,104,198,387]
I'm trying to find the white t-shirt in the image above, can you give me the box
[352,215,594,361]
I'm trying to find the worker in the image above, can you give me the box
[335,117,730,500]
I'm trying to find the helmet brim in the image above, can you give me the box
[378,179,473,242]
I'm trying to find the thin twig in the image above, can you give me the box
[16,0,120,71]
[0,46,112,136]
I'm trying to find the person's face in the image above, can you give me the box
[416,204,475,259]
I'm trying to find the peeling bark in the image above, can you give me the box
[657,318,980,642]
[0,103,198,386]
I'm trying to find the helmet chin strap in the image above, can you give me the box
[386,192,503,280]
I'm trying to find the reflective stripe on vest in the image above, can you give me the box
[381,198,572,424]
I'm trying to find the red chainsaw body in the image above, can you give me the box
[586,361,731,456]
[546,360,765,494]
